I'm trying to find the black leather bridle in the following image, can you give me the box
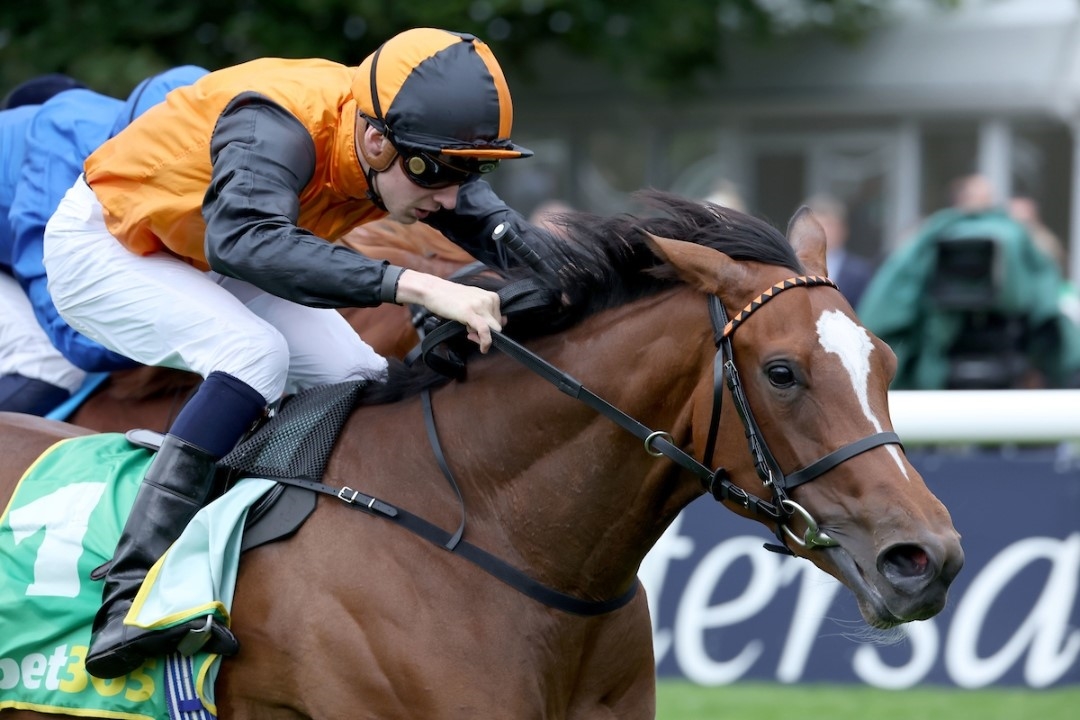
[696,275,902,553]
[424,274,903,556]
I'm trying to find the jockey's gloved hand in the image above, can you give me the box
[425,179,558,276]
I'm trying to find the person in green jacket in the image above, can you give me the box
[858,186,1080,390]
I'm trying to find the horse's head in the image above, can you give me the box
[351,191,963,629]
[644,205,963,628]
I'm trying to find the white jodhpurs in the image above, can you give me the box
[0,271,86,392]
[42,177,388,403]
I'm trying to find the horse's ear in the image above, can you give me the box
[643,232,753,295]
[787,206,828,277]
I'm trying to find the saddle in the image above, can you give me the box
[123,379,368,556]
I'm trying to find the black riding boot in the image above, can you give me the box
[84,434,240,679]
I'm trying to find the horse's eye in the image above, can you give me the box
[766,363,796,388]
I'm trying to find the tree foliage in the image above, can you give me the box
[0,0,957,98]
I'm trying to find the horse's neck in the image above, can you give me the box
[330,290,711,598]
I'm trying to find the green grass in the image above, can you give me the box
[656,680,1080,720]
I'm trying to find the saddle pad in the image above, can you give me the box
[0,434,272,719]
[221,379,366,481]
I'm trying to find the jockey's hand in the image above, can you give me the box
[393,269,504,353]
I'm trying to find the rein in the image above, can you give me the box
[421,275,901,558]
[274,278,639,616]
[290,274,901,617]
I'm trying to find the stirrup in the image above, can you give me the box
[86,614,240,678]
[176,616,238,657]
[177,616,215,656]
[125,428,165,452]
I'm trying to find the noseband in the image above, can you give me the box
[697,275,902,553]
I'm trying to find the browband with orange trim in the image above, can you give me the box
[721,275,837,338]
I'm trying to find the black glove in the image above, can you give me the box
[425,179,555,275]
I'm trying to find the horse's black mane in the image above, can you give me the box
[357,189,802,406]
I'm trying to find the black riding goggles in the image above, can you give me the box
[398,150,500,190]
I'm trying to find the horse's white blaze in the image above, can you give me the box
[816,310,908,478]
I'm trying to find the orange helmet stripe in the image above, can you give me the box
[356,28,460,121]
[472,39,513,140]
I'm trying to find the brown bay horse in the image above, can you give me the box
[0,193,963,719]
[65,219,478,433]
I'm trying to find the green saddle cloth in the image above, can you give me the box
[0,433,273,719]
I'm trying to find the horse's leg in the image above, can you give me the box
[212,542,315,720]
[569,590,657,720]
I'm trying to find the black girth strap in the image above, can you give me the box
[264,474,638,616]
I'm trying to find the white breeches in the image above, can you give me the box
[42,177,388,403]
[0,271,86,392]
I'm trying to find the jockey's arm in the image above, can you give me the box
[202,92,404,308]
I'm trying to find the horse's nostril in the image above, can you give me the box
[879,543,932,583]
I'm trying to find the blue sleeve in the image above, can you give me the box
[0,105,38,271]
[9,90,139,371]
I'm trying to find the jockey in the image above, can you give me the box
[0,74,87,414]
[0,67,208,415]
[43,28,553,679]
